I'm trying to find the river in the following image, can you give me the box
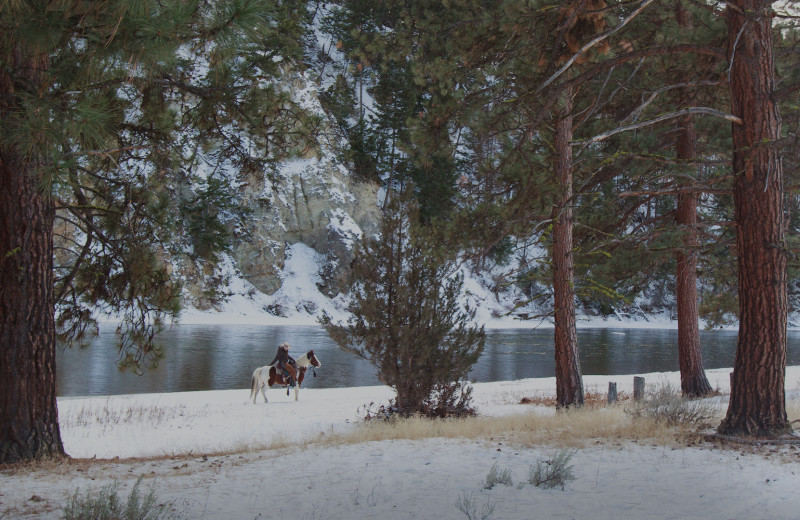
[55,324,800,396]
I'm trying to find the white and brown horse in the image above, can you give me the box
[250,350,321,403]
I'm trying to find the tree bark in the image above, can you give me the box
[0,43,66,463]
[0,156,66,463]
[552,87,584,408]
[717,0,790,436]
[676,115,712,397]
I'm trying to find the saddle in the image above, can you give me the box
[275,364,296,387]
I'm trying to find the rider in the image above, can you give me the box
[269,342,297,386]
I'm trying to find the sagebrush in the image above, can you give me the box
[483,463,513,489]
[527,449,577,490]
[625,380,718,427]
[63,478,177,520]
[455,491,495,520]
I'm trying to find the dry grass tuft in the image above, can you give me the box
[519,390,631,408]
[318,404,703,450]
[59,401,202,430]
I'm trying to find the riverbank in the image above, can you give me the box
[3,367,800,519]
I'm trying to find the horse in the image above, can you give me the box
[250,350,322,403]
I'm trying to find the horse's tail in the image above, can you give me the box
[249,369,260,401]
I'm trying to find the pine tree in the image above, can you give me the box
[0,0,314,464]
[321,192,485,417]
[318,1,462,219]
[717,0,791,437]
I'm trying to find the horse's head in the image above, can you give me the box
[307,350,321,368]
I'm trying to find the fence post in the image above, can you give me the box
[608,382,618,404]
[633,376,645,401]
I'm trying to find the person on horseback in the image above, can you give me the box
[269,342,297,386]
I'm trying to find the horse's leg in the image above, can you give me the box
[250,369,269,404]
[295,371,304,401]
[260,382,268,404]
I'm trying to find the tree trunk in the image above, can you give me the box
[0,43,65,463]
[717,0,789,436]
[0,156,66,463]
[552,87,584,408]
[675,115,712,397]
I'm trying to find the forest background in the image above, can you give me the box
[1,0,799,463]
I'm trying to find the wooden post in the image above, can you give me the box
[633,376,645,401]
[608,382,617,404]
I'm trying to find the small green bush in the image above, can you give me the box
[63,478,176,520]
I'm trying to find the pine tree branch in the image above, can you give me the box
[687,0,725,16]
[63,145,151,159]
[558,44,727,94]
[602,152,731,166]
[537,0,658,93]
[774,81,800,100]
[574,58,648,141]
[511,45,726,135]
[573,107,743,145]
[576,64,615,126]
[621,81,724,125]
[620,187,732,196]
[72,76,257,97]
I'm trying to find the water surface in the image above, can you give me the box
[56,324,800,396]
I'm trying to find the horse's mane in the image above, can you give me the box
[295,351,312,367]
[295,350,320,368]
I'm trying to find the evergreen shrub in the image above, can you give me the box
[321,191,485,417]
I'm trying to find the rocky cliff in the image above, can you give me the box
[194,68,381,309]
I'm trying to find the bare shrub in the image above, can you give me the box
[455,491,495,520]
[625,380,718,427]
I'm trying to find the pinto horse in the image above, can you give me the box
[250,350,322,403]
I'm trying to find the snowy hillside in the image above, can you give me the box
[177,242,687,330]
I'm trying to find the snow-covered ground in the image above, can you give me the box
[3,367,800,519]
[18,243,797,518]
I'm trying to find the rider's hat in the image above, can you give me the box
[280,342,290,350]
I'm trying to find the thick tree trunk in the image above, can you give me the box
[0,44,65,463]
[552,88,584,408]
[0,156,66,463]
[717,1,789,436]
[675,116,712,397]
